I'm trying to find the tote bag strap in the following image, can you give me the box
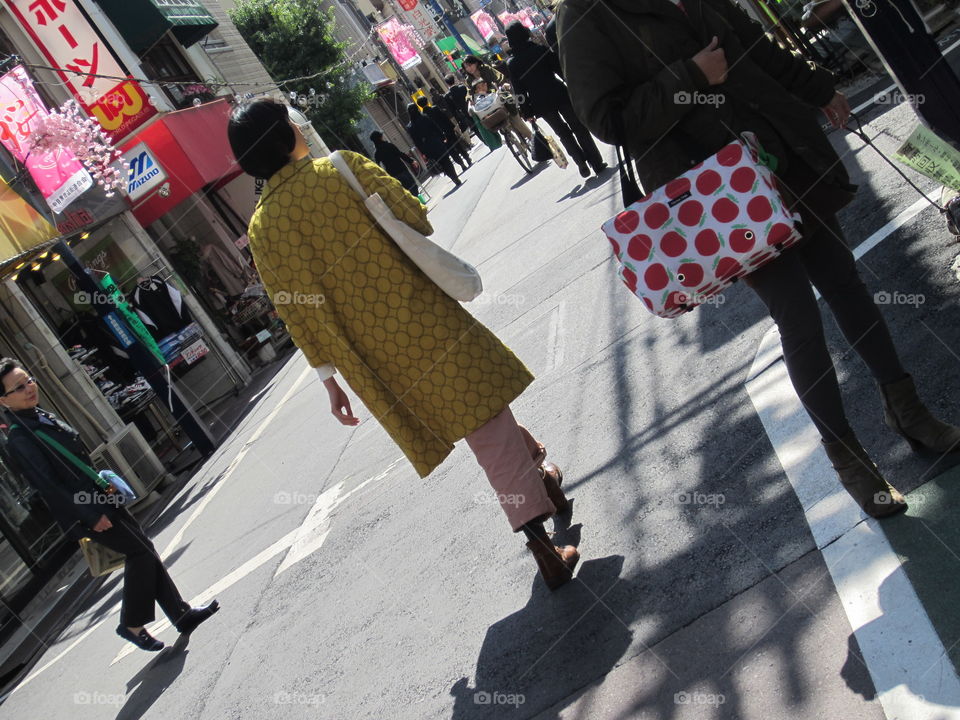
[611,106,643,207]
[329,151,369,201]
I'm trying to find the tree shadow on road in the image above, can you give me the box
[448,555,629,719]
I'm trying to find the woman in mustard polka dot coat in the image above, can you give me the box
[228,101,579,590]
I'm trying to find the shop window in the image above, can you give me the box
[139,35,213,110]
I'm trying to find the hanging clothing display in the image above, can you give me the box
[200,243,256,297]
[132,275,192,338]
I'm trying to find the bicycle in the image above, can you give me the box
[472,92,535,174]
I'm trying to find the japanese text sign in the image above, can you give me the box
[0,65,92,213]
[4,0,157,140]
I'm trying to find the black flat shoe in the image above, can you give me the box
[175,599,220,635]
[117,625,164,651]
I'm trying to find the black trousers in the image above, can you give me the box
[538,98,604,170]
[93,510,189,627]
[744,213,905,442]
[441,138,471,170]
[431,154,461,184]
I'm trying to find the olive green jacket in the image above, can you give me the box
[557,0,855,200]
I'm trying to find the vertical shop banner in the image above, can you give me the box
[3,0,157,141]
[376,17,422,70]
[0,65,93,213]
[399,0,441,41]
[470,10,497,42]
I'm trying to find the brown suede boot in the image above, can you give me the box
[822,433,907,518]
[539,463,570,515]
[880,374,960,454]
[526,538,579,590]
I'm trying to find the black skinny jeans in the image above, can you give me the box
[744,213,905,442]
[93,510,189,627]
[538,97,604,170]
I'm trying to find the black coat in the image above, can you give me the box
[559,0,854,198]
[507,41,570,118]
[444,85,470,121]
[373,140,416,184]
[407,111,450,160]
[6,407,118,539]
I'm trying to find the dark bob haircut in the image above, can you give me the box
[227,100,296,180]
[0,358,21,389]
[369,130,384,143]
[462,54,484,67]
[505,21,531,47]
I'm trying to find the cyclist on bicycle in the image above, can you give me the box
[462,55,533,142]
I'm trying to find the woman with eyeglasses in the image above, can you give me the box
[0,358,219,651]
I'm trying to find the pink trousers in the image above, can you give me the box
[465,407,556,531]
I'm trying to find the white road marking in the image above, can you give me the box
[109,456,403,664]
[158,364,314,560]
[746,197,960,718]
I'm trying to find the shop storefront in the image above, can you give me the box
[119,99,294,370]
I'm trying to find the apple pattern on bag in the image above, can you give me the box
[603,138,803,318]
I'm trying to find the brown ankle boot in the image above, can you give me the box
[880,374,960,454]
[526,538,579,590]
[822,433,907,518]
[539,463,570,515]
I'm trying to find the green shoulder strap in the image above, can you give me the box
[9,424,109,491]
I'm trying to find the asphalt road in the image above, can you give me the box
[2,68,960,720]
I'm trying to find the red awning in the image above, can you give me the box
[119,99,242,227]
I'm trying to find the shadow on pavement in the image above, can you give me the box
[509,162,551,191]
[115,633,191,720]
[449,555,629,719]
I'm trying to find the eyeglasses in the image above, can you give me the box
[3,377,36,397]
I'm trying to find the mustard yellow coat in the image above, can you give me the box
[247,151,534,477]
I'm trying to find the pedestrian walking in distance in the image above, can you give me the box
[442,74,473,133]
[406,101,463,188]
[228,100,578,590]
[370,131,420,197]
[416,96,472,173]
[559,0,960,517]
[0,359,219,651]
[504,21,607,178]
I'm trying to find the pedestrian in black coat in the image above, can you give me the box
[505,21,606,178]
[443,74,472,132]
[416,96,472,171]
[406,102,463,187]
[370,131,420,196]
[0,358,219,652]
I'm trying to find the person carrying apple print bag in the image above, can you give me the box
[227,100,578,590]
[558,0,960,517]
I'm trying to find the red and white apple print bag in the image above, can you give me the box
[602,132,802,319]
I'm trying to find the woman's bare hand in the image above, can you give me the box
[324,378,360,426]
[692,37,728,86]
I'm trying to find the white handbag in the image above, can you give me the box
[329,151,483,302]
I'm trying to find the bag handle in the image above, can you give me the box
[611,106,643,207]
[10,423,110,492]
[329,151,369,201]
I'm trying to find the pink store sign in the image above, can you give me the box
[470,10,497,41]
[376,17,421,71]
[0,65,92,214]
